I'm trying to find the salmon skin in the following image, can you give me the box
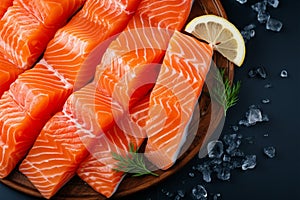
[0,0,13,18]
[77,96,149,198]
[19,0,193,198]
[0,0,86,70]
[145,31,213,170]
[1,0,139,179]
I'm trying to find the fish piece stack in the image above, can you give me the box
[0,0,139,179]
[1,0,217,199]
[20,0,194,198]
[0,0,86,97]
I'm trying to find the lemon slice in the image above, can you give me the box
[185,15,246,67]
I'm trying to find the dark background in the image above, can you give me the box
[1,0,299,199]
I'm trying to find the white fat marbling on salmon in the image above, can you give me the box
[145,31,213,170]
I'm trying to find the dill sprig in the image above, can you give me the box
[112,143,158,177]
[213,69,241,115]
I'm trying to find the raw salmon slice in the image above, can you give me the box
[95,0,194,108]
[0,91,48,177]
[0,0,86,69]
[9,60,73,120]
[19,83,121,199]
[145,31,213,170]
[0,0,13,18]
[20,0,192,198]
[0,60,72,178]
[14,0,86,27]
[0,0,139,178]
[0,54,24,98]
[77,96,149,198]
[44,0,140,89]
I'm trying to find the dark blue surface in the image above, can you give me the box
[1,0,299,199]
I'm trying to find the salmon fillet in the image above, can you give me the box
[19,83,121,198]
[94,0,194,108]
[0,54,24,98]
[0,0,86,69]
[0,0,139,179]
[0,0,13,18]
[145,31,213,170]
[77,96,150,198]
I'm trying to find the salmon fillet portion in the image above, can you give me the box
[0,0,13,18]
[19,83,120,199]
[0,54,24,98]
[77,96,150,198]
[0,0,86,69]
[145,31,213,170]
[94,0,194,108]
[0,0,139,179]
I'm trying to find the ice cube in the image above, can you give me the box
[256,66,267,79]
[242,155,257,170]
[207,140,224,158]
[177,190,185,198]
[189,172,195,177]
[239,119,251,127]
[248,68,257,78]
[202,170,212,183]
[246,105,263,125]
[262,98,270,104]
[263,146,276,158]
[241,30,252,41]
[267,0,279,8]
[243,23,256,31]
[250,29,256,37]
[257,11,270,23]
[266,18,283,32]
[165,191,174,198]
[161,188,167,194]
[210,158,223,166]
[213,193,221,200]
[231,158,243,169]
[197,163,212,183]
[232,125,239,132]
[236,0,247,4]
[280,69,288,78]
[230,149,245,157]
[251,1,267,13]
[223,154,231,162]
[262,114,269,122]
[217,167,231,181]
[223,134,241,154]
[174,195,181,200]
[192,185,207,200]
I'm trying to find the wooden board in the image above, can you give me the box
[0,0,234,199]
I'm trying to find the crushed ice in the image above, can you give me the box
[263,146,276,158]
[280,69,288,78]
[192,185,207,200]
[239,105,269,127]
